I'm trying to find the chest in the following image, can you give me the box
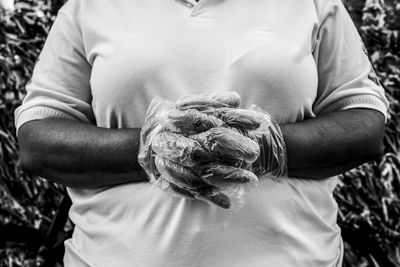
[83,0,320,127]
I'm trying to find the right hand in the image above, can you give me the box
[151,128,260,167]
[139,91,260,209]
[154,155,258,209]
[138,91,242,181]
[171,96,287,179]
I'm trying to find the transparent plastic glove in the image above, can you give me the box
[137,100,205,201]
[247,105,287,178]
[138,93,259,210]
[208,106,288,179]
[154,155,258,209]
[176,91,241,112]
[150,128,260,210]
[192,162,259,188]
[139,92,241,179]
[138,96,174,182]
[158,108,226,135]
[172,97,287,179]
[151,128,260,167]
[157,91,241,135]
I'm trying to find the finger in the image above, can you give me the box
[196,187,231,209]
[152,132,210,166]
[155,176,196,199]
[152,129,260,166]
[193,163,259,188]
[208,91,241,108]
[154,156,231,208]
[161,109,226,135]
[167,181,196,199]
[163,177,231,209]
[190,128,260,163]
[212,108,261,130]
[176,91,241,112]
[176,96,230,112]
[245,130,269,175]
[154,155,207,190]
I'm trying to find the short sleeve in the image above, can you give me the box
[312,0,389,121]
[14,0,95,135]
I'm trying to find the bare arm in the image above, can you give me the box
[17,108,385,188]
[281,108,385,179]
[18,119,146,188]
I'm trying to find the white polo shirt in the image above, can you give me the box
[15,0,388,266]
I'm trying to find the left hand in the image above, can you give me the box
[213,106,287,178]
[171,95,288,179]
[139,91,260,209]
[154,155,258,209]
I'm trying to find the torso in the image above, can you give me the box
[63,0,343,266]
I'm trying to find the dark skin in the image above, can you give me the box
[17,108,385,189]
[18,119,146,188]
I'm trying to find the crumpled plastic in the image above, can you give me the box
[138,91,287,210]
[206,106,287,178]
[151,129,260,167]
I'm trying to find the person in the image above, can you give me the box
[15,0,389,266]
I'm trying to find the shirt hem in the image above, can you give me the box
[318,94,389,122]
[14,106,77,135]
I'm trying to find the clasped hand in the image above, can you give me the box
[138,92,286,209]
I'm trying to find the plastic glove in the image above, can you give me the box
[150,127,260,209]
[158,108,226,135]
[151,128,260,167]
[138,93,240,182]
[154,155,258,209]
[175,91,241,112]
[138,92,255,209]
[138,96,173,182]
[240,106,287,178]
[174,101,287,179]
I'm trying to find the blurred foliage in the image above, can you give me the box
[0,0,399,266]
[335,1,400,266]
[0,0,67,266]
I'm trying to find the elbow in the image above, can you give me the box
[18,147,77,188]
[363,123,385,162]
[16,122,45,176]
[358,109,386,162]
[16,120,84,188]
[17,144,43,176]
[366,135,385,161]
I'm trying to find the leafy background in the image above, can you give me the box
[0,0,399,266]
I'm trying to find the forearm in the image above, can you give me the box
[18,119,146,188]
[280,109,385,179]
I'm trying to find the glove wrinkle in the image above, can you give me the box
[139,92,286,210]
